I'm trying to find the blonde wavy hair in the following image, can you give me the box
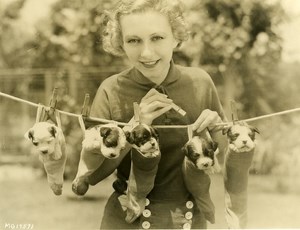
[102,0,189,56]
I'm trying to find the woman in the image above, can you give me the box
[86,0,241,229]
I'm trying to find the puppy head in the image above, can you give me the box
[99,124,126,159]
[223,123,259,152]
[24,122,58,156]
[182,136,218,170]
[125,124,160,158]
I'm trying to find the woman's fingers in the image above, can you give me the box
[141,93,172,105]
[193,109,221,133]
[138,89,174,124]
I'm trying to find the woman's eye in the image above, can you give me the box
[127,38,140,44]
[152,36,163,41]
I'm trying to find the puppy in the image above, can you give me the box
[124,124,161,223]
[183,136,221,174]
[25,122,66,196]
[125,124,160,158]
[182,136,220,224]
[72,123,126,196]
[223,122,259,153]
[222,122,259,229]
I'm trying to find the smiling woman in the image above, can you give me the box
[81,0,255,229]
[120,11,178,85]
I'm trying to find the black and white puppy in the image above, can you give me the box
[72,123,126,196]
[222,122,259,228]
[82,123,127,158]
[124,124,161,223]
[182,136,221,174]
[182,135,220,224]
[24,122,67,195]
[125,124,160,158]
[223,122,259,153]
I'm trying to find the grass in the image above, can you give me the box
[0,165,300,230]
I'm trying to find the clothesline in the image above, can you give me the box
[1,91,300,128]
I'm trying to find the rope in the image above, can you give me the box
[1,91,300,129]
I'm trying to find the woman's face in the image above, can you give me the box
[120,10,178,85]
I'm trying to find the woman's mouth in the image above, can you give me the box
[140,60,159,68]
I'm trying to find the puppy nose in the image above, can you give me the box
[41,150,48,154]
[243,140,247,144]
[203,163,209,167]
[110,153,117,158]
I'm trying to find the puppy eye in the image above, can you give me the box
[248,133,255,140]
[143,134,149,139]
[231,133,239,140]
[32,141,38,146]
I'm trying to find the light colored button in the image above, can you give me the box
[143,209,151,218]
[142,221,151,229]
[185,211,193,220]
[183,222,191,230]
[145,198,150,206]
[186,201,194,209]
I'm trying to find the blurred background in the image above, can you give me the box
[0,0,300,229]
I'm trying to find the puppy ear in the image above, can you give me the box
[212,141,219,152]
[24,129,34,141]
[181,143,188,156]
[48,126,57,137]
[222,126,231,135]
[250,126,260,134]
[125,131,134,144]
[150,127,159,139]
[100,127,111,138]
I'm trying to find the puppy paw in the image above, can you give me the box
[229,144,240,153]
[82,139,101,151]
[204,167,215,175]
[72,177,89,196]
[113,178,128,194]
[50,183,63,196]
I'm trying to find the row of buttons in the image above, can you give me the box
[141,200,194,229]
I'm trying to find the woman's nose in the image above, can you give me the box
[140,42,154,58]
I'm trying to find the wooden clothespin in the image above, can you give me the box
[48,87,58,116]
[230,100,239,124]
[78,94,90,135]
[133,102,140,125]
[35,88,59,124]
[46,87,60,125]
[203,128,213,142]
[187,125,193,141]
[81,94,90,118]
[36,103,46,123]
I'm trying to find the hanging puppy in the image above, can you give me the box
[222,122,259,229]
[72,123,127,196]
[182,135,220,224]
[124,124,161,223]
[24,122,66,196]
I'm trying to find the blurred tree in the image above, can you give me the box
[179,0,284,118]
[0,0,29,68]
[32,0,122,68]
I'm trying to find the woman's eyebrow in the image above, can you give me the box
[150,32,167,36]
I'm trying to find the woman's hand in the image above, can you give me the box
[192,109,222,133]
[139,89,173,125]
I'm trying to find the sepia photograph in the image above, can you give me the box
[1,0,300,229]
